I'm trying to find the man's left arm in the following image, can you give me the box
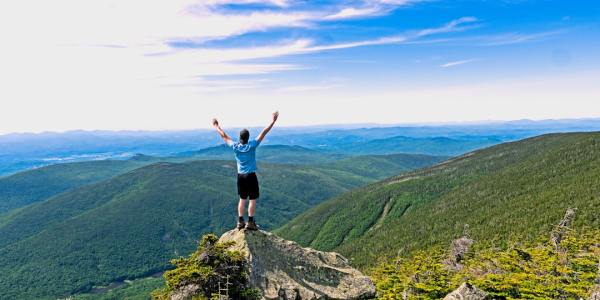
[256,111,279,143]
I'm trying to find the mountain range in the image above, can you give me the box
[3,118,600,176]
[1,129,600,299]
[0,151,442,299]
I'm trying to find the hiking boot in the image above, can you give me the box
[245,220,259,231]
[237,220,246,230]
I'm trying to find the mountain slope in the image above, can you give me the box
[0,160,148,213]
[0,153,441,299]
[276,132,600,268]
[321,153,449,179]
[323,135,502,156]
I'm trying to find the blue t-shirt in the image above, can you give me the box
[228,139,260,174]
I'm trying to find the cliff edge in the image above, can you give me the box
[218,229,375,300]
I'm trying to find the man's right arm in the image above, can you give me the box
[212,118,233,145]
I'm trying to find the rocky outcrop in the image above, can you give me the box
[219,229,376,300]
[443,283,488,300]
[551,208,577,252]
[171,284,201,300]
[444,236,474,271]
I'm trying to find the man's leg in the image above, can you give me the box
[245,199,259,230]
[238,198,246,218]
[248,199,256,217]
[237,198,247,229]
[245,173,259,230]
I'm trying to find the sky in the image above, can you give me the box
[0,0,599,134]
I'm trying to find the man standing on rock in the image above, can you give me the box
[212,111,279,231]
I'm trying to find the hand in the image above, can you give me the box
[272,111,279,123]
[212,118,219,127]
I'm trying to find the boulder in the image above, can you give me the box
[219,229,376,300]
[443,283,488,300]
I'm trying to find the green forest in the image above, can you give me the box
[277,132,600,269]
[0,152,440,299]
[1,133,600,299]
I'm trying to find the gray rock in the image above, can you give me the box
[219,229,376,300]
[170,284,200,300]
[443,283,488,300]
[551,208,577,252]
[444,236,474,271]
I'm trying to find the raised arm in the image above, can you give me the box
[212,118,233,144]
[256,111,279,143]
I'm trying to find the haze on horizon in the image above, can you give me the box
[1,0,599,135]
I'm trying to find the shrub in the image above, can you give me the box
[152,234,261,300]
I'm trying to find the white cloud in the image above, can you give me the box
[324,7,384,20]
[205,0,290,7]
[0,0,317,48]
[279,84,342,92]
[440,59,480,68]
[0,0,537,134]
[375,0,419,4]
[323,0,420,20]
[417,17,479,36]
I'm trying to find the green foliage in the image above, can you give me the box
[74,277,165,300]
[0,153,435,299]
[152,234,260,300]
[372,249,453,299]
[371,229,600,299]
[277,132,600,268]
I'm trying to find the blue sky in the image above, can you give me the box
[0,0,599,133]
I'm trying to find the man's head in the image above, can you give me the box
[239,129,250,144]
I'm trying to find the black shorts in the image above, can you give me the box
[237,172,259,199]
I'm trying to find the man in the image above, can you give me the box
[212,111,279,230]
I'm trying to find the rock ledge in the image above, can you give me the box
[219,229,376,300]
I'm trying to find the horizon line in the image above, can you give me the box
[2,117,600,137]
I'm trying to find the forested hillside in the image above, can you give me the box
[0,153,442,299]
[0,160,149,213]
[317,135,502,156]
[277,132,600,268]
[0,145,433,215]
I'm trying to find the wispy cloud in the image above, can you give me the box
[150,16,478,70]
[417,17,479,36]
[205,0,290,7]
[324,7,384,20]
[323,0,421,20]
[416,30,566,47]
[477,30,566,46]
[440,59,480,68]
[279,84,342,92]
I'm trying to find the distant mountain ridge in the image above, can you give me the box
[178,144,348,164]
[3,118,600,176]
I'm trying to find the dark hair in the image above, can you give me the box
[239,129,250,144]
